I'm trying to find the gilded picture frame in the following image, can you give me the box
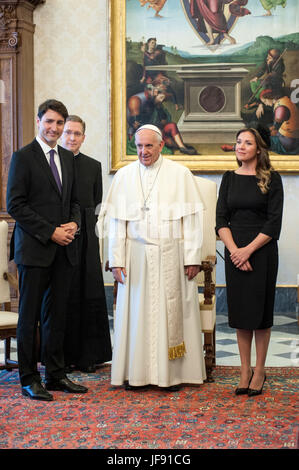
[110,0,299,173]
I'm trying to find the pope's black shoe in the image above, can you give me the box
[161,385,181,392]
[124,381,149,391]
[22,382,54,401]
[45,377,88,393]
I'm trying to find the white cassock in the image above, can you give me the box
[98,155,206,387]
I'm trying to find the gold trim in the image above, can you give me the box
[110,0,299,174]
[168,342,186,361]
[199,303,214,311]
[275,285,299,288]
[214,284,297,288]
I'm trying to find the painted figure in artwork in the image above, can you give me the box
[140,37,178,110]
[259,0,287,16]
[127,85,197,155]
[223,87,299,156]
[140,38,166,84]
[259,89,299,154]
[189,0,251,46]
[245,48,285,109]
[139,0,167,17]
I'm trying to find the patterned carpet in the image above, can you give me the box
[0,365,298,451]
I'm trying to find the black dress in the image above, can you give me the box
[64,153,112,368]
[216,171,283,330]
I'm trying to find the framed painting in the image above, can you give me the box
[110,0,299,173]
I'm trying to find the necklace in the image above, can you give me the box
[139,158,163,212]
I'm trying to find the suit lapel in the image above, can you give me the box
[32,139,62,197]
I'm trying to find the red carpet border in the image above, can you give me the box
[0,365,298,450]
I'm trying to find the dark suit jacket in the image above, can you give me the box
[6,138,81,267]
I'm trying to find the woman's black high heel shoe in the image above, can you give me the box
[235,369,254,395]
[248,374,266,397]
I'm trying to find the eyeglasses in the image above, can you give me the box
[63,130,83,137]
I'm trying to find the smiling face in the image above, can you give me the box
[235,130,259,167]
[135,129,164,167]
[36,109,65,148]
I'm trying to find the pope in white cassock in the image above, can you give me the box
[99,125,206,390]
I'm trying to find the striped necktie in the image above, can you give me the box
[49,149,62,193]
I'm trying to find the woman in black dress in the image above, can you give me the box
[216,127,283,396]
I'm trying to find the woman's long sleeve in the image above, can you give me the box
[215,171,231,235]
[260,171,284,240]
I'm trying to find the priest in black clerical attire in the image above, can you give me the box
[61,115,112,372]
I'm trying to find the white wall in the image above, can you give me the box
[34,0,112,197]
[34,0,298,286]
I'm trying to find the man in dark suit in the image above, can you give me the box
[7,99,88,401]
[60,115,112,373]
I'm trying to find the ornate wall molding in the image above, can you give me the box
[0,32,19,51]
[0,1,45,50]
[0,5,16,29]
[0,5,18,50]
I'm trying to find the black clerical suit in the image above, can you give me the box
[6,138,81,386]
[64,152,112,370]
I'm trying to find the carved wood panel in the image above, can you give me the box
[0,55,17,214]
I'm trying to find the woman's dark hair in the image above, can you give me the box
[236,127,273,194]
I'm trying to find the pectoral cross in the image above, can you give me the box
[139,158,163,214]
[141,203,150,212]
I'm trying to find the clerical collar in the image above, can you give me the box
[140,154,163,171]
[36,135,58,156]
